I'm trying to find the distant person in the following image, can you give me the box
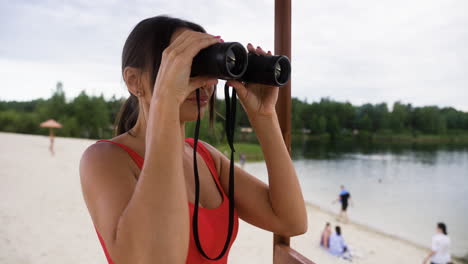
[329,226,352,260]
[239,153,246,168]
[49,132,55,156]
[320,222,332,248]
[40,119,62,156]
[332,185,352,223]
[423,222,452,264]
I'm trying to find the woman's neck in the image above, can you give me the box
[130,114,187,153]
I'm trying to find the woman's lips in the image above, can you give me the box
[186,96,209,105]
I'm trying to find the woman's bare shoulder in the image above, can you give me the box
[80,138,138,181]
[82,140,126,164]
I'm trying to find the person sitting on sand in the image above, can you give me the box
[320,222,332,248]
[329,226,352,260]
[423,222,452,264]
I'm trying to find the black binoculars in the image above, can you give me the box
[191,42,291,86]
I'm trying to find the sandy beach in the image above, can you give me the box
[0,132,462,264]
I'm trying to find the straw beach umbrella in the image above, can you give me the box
[40,119,62,155]
[40,119,62,129]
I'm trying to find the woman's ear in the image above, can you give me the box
[123,66,144,97]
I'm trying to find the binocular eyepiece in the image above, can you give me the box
[191,42,291,86]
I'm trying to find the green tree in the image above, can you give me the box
[70,91,111,138]
[327,115,340,137]
[310,115,327,134]
[390,102,411,132]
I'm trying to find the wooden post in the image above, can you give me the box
[272,2,316,263]
[274,0,292,250]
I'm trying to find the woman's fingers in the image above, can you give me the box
[184,35,221,61]
[168,29,193,50]
[247,43,256,53]
[170,32,220,63]
[162,30,195,59]
[256,46,268,56]
[247,43,270,56]
[226,80,248,100]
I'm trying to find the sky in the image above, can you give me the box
[0,0,467,110]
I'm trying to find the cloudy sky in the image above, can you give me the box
[1,0,467,110]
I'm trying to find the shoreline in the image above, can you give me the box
[305,201,428,251]
[304,202,467,263]
[230,198,465,264]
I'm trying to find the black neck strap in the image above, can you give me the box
[192,84,236,260]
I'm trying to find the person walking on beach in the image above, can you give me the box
[49,131,55,156]
[329,226,352,261]
[79,16,307,264]
[423,222,452,264]
[320,222,332,248]
[333,185,352,223]
[39,119,62,156]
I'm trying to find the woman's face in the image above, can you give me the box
[179,80,215,122]
[154,27,216,122]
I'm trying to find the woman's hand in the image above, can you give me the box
[153,30,220,106]
[226,43,280,122]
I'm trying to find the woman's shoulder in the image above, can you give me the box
[84,135,128,159]
[80,137,138,177]
[86,133,138,159]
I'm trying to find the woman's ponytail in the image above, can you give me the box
[115,94,139,136]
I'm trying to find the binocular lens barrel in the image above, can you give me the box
[190,42,291,86]
[191,42,248,79]
[241,53,291,86]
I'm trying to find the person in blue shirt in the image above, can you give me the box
[333,185,352,223]
[329,226,352,260]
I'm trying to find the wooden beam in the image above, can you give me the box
[273,0,292,251]
[273,1,316,264]
[274,0,292,154]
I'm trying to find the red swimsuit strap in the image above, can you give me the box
[95,140,144,168]
[184,138,223,189]
[95,139,217,179]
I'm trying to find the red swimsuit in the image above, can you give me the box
[93,138,239,264]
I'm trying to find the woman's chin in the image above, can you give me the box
[180,99,210,123]
[181,111,206,122]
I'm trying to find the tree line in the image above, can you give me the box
[290,98,468,137]
[1,83,468,143]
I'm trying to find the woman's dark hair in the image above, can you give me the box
[437,222,447,235]
[115,15,217,136]
[336,226,341,236]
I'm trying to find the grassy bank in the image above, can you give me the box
[292,131,468,143]
[214,132,468,162]
[215,142,264,162]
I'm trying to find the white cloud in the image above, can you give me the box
[0,0,467,110]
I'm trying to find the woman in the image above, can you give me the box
[328,226,351,260]
[423,223,452,264]
[79,16,307,264]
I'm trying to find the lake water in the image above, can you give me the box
[243,141,468,258]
